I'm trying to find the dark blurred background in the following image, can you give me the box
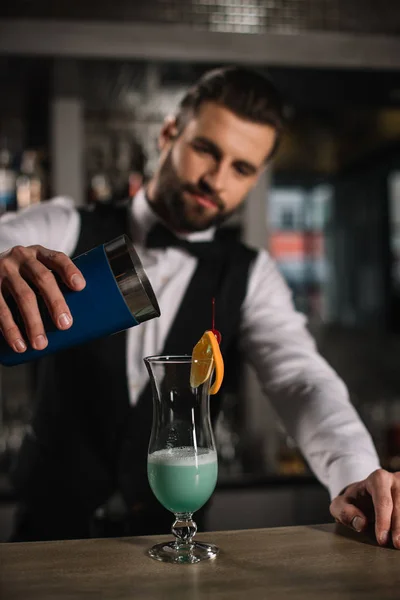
[0,0,400,539]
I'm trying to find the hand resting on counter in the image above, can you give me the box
[330,469,400,549]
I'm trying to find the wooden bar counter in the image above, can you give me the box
[1,523,399,599]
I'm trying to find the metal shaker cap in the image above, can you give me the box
[104,234,160,324]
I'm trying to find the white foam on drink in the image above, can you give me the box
[148,447,217,466]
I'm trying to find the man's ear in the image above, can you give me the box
[158,115,178,151]
[128,172,143,198]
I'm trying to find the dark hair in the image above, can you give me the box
[176,65,285,160]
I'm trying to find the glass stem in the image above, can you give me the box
[172,513,197,549]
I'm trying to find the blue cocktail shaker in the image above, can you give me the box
[0,234,160,366]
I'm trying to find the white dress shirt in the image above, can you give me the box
[0,191,381,499]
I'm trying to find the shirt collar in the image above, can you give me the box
[129,187,216,246]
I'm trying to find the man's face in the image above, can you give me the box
[148,102,277,232]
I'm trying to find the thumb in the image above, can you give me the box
[330,497,368,532]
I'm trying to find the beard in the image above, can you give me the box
[149,149,234,232]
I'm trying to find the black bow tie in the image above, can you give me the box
[145,223,220,260]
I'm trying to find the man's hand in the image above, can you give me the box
[0,244,85,353]
[330,469,400,548]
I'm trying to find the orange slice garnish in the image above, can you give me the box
[190,330,224,395]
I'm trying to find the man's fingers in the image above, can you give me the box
[0,245,85,353]
[367,469,393,546]
[0,293,27,353]
[391,478,400,549]
[36,247,86,291]
[20,258,73,331]
[330,496,367,532]
[0,278,48,351]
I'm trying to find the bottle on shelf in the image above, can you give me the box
[0,138,16,214]
[16,149,45,210]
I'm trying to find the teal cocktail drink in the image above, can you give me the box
[144,354,219,564]
[148,447,218,513]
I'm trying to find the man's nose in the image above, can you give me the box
[203,162,229,194]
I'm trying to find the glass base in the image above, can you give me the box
[147,540,219,564]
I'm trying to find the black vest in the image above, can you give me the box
[11,202,257,515]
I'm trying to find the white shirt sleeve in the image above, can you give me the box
[240,248,381,499]
[0,196,81,256]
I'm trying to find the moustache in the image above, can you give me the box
[183,183,224,211]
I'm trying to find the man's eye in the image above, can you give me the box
[192,143,209,154]
[235,164,252,176]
